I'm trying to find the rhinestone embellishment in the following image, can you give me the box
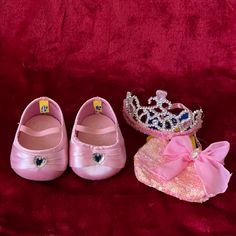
[124,90,203,133]
[191,149,200,160]
[92,153,104,164]
[33,156,47,168]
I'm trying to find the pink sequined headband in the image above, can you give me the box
[123,90,203,139]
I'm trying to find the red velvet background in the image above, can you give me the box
[0,0,236,235]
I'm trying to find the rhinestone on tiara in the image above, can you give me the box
[123,90,203,138]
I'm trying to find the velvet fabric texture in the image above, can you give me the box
[0,0,236,235]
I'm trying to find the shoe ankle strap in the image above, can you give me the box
[76,125,116,135]
[20,125,61,137]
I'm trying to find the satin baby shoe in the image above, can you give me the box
[123,90,231,202]
[70,97,126,180]
[10,97,68,181]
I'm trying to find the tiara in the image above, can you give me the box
[123,90,203,139]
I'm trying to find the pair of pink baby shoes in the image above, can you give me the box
[10,97,126,181]
[123,90,231,203]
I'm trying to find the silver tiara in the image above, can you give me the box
[124,90,203,135]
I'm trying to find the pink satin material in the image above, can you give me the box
[20,125,61,137]
[10,97,68,181]
[70,97,126,180]
[152,135,231,197]
[70,144,125,169]
[11,145,67,171]
[76,124,116,135]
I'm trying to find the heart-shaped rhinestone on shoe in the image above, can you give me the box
[92,153,104,164]
[33,156,47,168]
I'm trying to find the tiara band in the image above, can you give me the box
[123,90,203,139]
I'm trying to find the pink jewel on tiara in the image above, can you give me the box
[123,90,203,139]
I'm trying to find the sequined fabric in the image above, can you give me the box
[134,138,209,203]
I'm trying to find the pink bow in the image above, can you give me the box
[153,135,231,197]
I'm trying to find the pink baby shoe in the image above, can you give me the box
[70,97,126,180]
[123,90,231,202]
[11,97,68,181]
